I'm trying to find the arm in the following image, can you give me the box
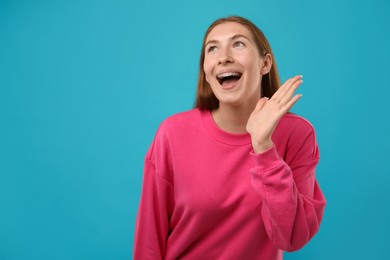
[250,128,326,251]
[133,129,174,259]
[246,75,325,251]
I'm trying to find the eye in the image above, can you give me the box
[233,41,245,48]
[207,45,218,53]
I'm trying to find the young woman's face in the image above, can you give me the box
[203,22,270,107]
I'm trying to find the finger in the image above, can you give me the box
[282,93,302,113]
[278,78,303,105]
[270,77,294,100]
[272,75,302,101]
[278,75,302,98]
[254,97,269,111]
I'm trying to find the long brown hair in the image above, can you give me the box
[194,16,281,110]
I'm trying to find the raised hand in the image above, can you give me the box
[246,75,303,153]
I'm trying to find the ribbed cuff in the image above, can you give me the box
[250,145,282,171]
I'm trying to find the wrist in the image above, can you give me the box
[252,139,274,154]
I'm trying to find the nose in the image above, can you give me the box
[218,47,233,65]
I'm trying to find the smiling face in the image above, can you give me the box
[203,22,272,108]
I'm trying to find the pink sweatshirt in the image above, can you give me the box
[134,109,326,259]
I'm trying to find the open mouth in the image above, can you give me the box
[216,72,242,86]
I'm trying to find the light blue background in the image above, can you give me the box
[1,0,389,259]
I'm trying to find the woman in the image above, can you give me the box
[134,16,326,259]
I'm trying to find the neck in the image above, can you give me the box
[211,101,257,134]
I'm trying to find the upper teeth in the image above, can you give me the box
[217,72,241,79]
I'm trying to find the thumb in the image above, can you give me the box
[254,97,269,111]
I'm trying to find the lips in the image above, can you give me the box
[216,71,242,88]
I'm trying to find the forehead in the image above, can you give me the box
[205,22,254,43]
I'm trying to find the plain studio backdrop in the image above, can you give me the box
[1,0,389,259]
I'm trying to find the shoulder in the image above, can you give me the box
[273,113,317,149]
[274,113,319,163]
[157,108,202,135]
[146,109,202,159]
[162,108,201,126]
[277,113,316,138]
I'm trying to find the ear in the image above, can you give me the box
[260,53,272,75]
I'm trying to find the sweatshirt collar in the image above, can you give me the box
[200,109,252,146]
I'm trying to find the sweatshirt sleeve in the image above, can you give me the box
[249,123,326,252]
[133,127,174,259]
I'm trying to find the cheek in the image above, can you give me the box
[250,59,263,77]
[244,61,260,78]
[203,61,212,83]
[246,60,262,85]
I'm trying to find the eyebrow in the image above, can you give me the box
[205,34,250,47]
